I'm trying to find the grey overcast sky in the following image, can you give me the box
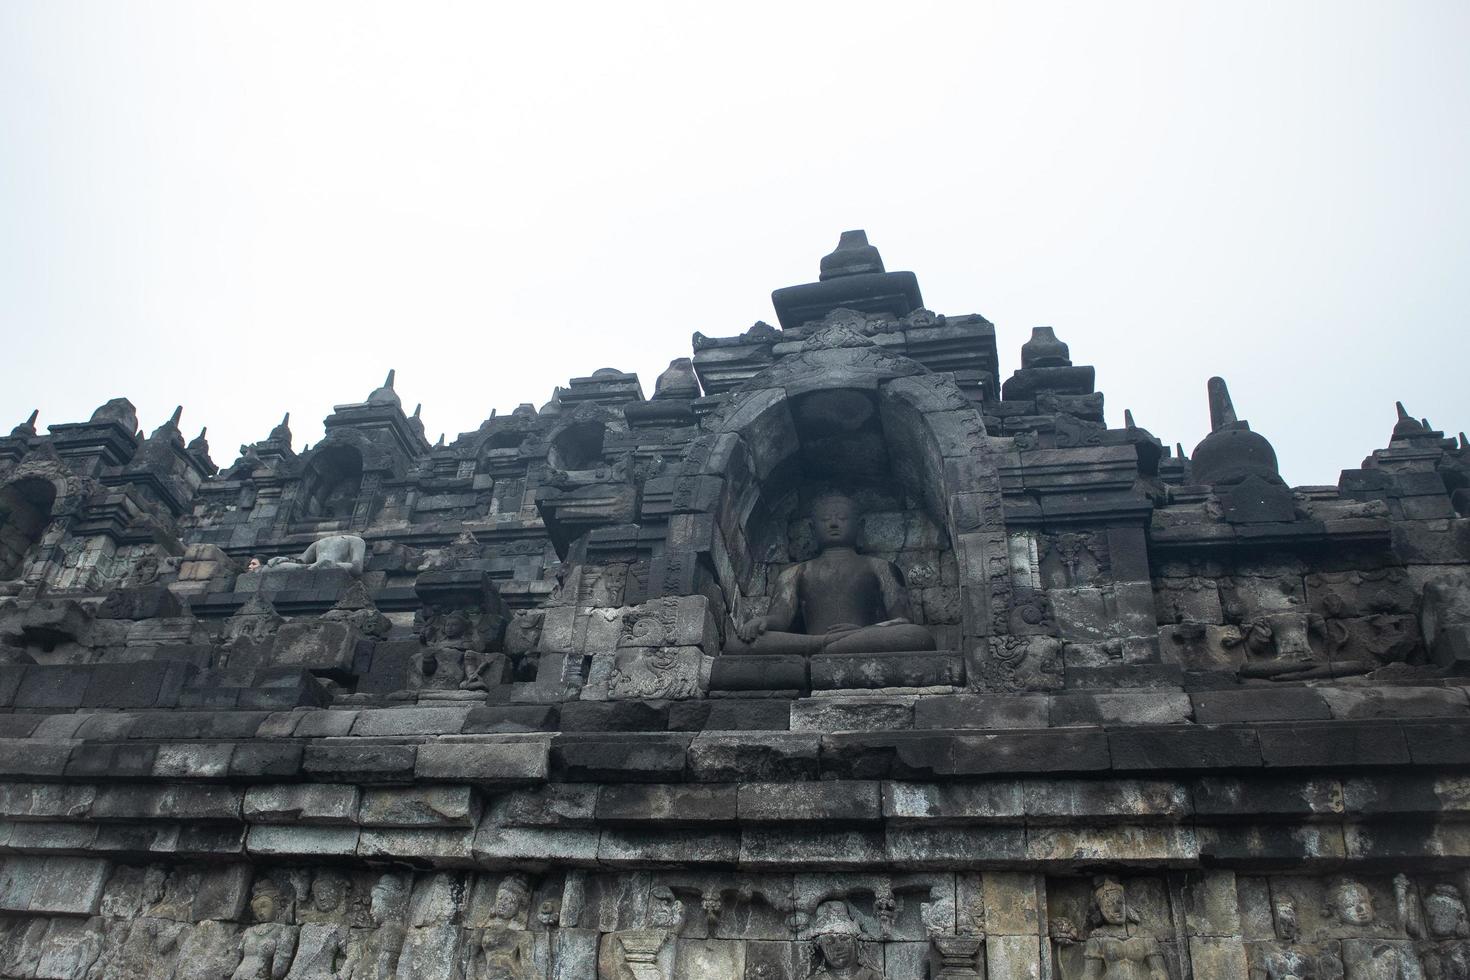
[2,2,1467,487]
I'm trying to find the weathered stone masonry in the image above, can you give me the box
[2,231,1470,977]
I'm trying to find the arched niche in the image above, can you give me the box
[299,444,365,522]
[661,327,1002,651]
[0,477,57,581]
[548,420,607,472]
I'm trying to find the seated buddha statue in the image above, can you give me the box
[726,492,936,656]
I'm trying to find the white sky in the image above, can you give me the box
[2,2,1467,487]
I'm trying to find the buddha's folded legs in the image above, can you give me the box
[723,630,829,655]
[821,622,937,655]
[725,623,937,656]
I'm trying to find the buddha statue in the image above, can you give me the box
[265,534,367,576]
[727,492,936,656]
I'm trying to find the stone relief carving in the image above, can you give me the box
[607,646,704,700]
[804,900,882,980]
[1052,876,1171,980]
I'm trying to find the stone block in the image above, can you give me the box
[789,697,914,732]
[986,935,1043,980]
[268,620,363,673]
[415,738,550,784]
[687,732,819,781]
[128,710,268,740]
[462,704,559,733]
[1108,726,1262,770]
[882,781,1026,823]
[1189,936,1248,976]
[1049,691,1192,726]
[246,824,361,857]
[358,786,479,827]
[948,730,1110,774]
[350,705,472,737]
[90,784,242,821]
[303,744,417,783]
[1404,720,1470,764]
[1182,870,1242,936]
[1025,825,1198,865]
[84,661,197,709]
[736,781,881,822]
[1192,776,1344,819]
[0,739,74,778]
[95,585,184,619]
[357,827,476,863]
[1191,687,1331,723]
[596,784,737,824]
[668,698,791,731]
[228,741,304,778]
[809,650,965,689]
[980,871,1044,935]
[243,784,361,824]
[494,784,600,827]
[553,733,688,782]
[708,654,808,691]
[1319,685,1469,719]
[559,700,669,732]
[64,741,159,779]
[472,825,600,864]
[354,639,422,695]
[885,826,1028,868]
[598,828,740,865]
[819,732,956,779]
[15,856,110,915]
[152,742,235,778]
[913,694,1050,730]
[738,827,885,869]
[1022,778,1191,823]
[1256,721,1409,767]
[13,665,91,709]
[291,708,359,738]
[1196,824,1346,867]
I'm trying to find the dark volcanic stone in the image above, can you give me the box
[709,655,808,692]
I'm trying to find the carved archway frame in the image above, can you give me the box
[654,326,1013,664]
[0,453,100,592]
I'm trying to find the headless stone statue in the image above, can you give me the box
[726,492,935,656]
[265,534,366,576]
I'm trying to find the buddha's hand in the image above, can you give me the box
[734,616,766,643]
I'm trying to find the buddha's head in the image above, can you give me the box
[810,492,859,550]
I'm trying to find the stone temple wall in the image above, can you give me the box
[1,230,1469,978]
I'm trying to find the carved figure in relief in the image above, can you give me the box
[1055,877,1170,980]
[341,873,408,980]
[806,900,881,980]
[467,874,535,980]
[1398,876,1470,980]
[1326,879,1419,979]
[728,492,935,656]
[231,882,298,980]
[265,534,366,576]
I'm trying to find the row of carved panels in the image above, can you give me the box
[5,859,1470,978]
